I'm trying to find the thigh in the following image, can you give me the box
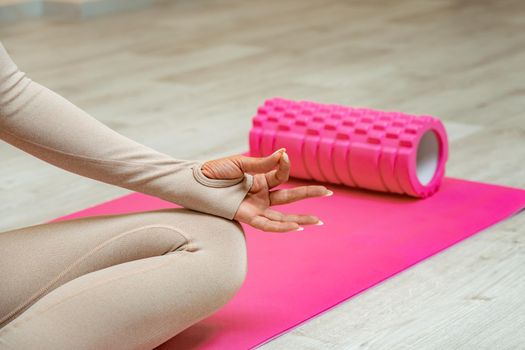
[0,208,248,349]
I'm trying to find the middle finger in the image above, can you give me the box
[270,185,331,205]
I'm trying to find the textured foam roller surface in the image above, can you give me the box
[249,97,449,198]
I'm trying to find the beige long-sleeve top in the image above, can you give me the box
[0,42,253,220]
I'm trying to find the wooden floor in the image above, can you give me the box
[1,0,525,348]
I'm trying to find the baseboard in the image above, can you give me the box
[0,0,43,22]
[0,0,158,22]
[44,0,154,19]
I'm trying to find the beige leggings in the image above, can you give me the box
[0,208,248,349]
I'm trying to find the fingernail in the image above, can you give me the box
[295,226,304,231]
[272,148,286,156]
[315,220,324,226]
[282,152,289,163]
[324,190,334,197]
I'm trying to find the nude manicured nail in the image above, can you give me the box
[315,220,324,226]
[324,190,334,196]
[282,152,289,163]
[295,226,304,231]
[273,148,286,156]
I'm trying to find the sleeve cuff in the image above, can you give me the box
[192,162,246,188]
[181,161,253,220]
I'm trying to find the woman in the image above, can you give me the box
[0,42,330,349]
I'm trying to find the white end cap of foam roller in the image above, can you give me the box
[416,130,440,186]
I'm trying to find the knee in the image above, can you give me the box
[149,209,248,298]
[218,218,248,288]
[204,216,248,298]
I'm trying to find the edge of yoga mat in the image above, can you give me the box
[49,176,525,350]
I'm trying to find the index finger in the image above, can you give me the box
[265,152,290,188]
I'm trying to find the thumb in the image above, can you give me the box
[237,148,286,174]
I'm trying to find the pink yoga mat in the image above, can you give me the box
[52,173,525,349]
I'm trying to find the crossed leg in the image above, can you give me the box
[0,208,248,349]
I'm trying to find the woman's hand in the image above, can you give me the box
[201,148,332,232]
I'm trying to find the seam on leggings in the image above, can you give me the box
[0,224,191,327]
[0,251,186,338]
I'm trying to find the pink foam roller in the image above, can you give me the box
[249,97,449,198]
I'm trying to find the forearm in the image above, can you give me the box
[0,43,252,219]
